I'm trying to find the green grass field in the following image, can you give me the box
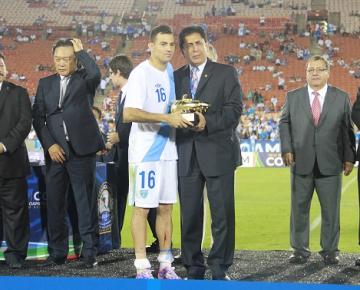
[121,167,359,253]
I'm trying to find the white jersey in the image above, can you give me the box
[125,60,177,163]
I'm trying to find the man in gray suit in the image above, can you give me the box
[351,87,360,267]
[279,55,355,265]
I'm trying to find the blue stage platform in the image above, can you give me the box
[0,277,358,290]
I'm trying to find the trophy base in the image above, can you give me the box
[182,113,199,126]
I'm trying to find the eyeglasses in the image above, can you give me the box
[54,56,75,63]
[306,68,328,74]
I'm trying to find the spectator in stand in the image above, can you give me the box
[207,43,218,62]
[99,77,108,95]
[271,96,278,112]
[259,15,265,26]
[278,76,285,90]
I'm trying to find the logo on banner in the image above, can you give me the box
[28,191,42,209]
[258,153,284,167]
[265,156,284,167]
[98,182,112,234]
[240,140,280,153]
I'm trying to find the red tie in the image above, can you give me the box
[311,91,321,126]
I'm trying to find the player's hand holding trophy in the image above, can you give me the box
[171,94,209,126]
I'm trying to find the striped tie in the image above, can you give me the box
[190,66,199,99]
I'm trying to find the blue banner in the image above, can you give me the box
[240,140,280,153]
[0,163,116,259]
[0,277,356,290]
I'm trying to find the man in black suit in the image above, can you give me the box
[106,55,132,248]
[0,52,32,269]
[32,38,104,268]
[174,26,243,280]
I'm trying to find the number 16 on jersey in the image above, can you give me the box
[156,88,166,103]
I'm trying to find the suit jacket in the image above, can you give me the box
[174,60,243,177]
[113,95,131,169]
[0,81,32,178]
[351,87,360,161]
[279,85,355,175]
[32,50,104,156]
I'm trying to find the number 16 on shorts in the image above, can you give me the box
[129,162,159,207]
[128,161,177,207]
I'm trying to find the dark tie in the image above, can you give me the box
[311,91,321,125]
[59,76,69,107]
[115,91,123,123]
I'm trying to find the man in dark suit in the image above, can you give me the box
[351,87,360,267]
[106,55,160,251]
[174,25,243,280]
[106,55,132,248]
[0,53,32,269]
[280,55,355,265]
[32,38,104,268]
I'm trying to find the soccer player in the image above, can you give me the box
[123,25,191,279]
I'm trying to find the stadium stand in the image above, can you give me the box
[0,0,359,121]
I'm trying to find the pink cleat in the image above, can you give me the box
[158,266,181,280]
[136,269,154,279]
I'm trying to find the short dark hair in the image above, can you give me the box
[109,55,133,79]
[149,25,173,42]
[52,38,74,54]
[306,55,329,70]
[92,106,102,119]
[179,25,207,51]
[0,52,4,61]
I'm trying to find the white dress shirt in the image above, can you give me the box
[60,76,70,140]
[308,84,328,111]
[189,60,207,85]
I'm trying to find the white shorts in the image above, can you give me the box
[128,160,178,208]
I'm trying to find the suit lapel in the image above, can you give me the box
[61,72,77,105]
[50,75,61,107]
[300,86,313,124]
[116,95,126,126]
[180,66,190,99]
[318,86,335,127]
[195,60,213,100]
[0,81,9,110]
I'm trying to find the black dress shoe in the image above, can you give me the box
[212,274,231,280]
[146,240,159,253]
[187,274,205,280]
[173,251,182,264]
[5,257,24,269]
[289,253,308,264]
[42,256,66,267]
[323,254,339,265]
[81,256,98,268]
[355,258,360,266]
[8,261,23,269]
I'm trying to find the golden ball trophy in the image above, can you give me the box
[170,94,210,126]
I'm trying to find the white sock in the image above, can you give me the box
[134,258,151,272]
[157,249,173,270]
